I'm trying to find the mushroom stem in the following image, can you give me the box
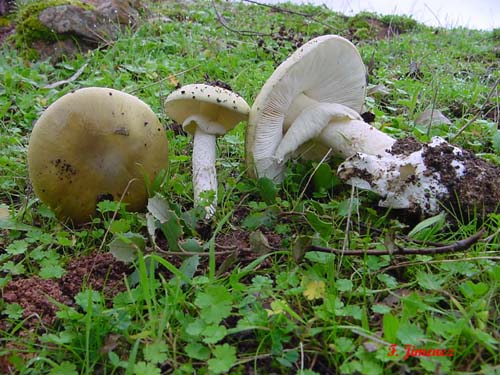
[337,136,500,218]
[275,101,395,166]
[191,126,217,218]
[317,118,395,158]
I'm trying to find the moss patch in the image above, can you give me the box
[13,0,94,50]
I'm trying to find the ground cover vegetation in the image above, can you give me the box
[0,0,500,374]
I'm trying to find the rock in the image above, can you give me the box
[88,0,141,25]
[39,4,119,43]
[14,0,145,60]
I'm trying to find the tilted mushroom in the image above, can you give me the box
[246,34,500,218]
[164,84,250,218]
[245,34,395,182]
[28,87,169,224]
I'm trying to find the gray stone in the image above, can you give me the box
[39,5,119,43]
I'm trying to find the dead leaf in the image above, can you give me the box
[415,108,451,127]
[168,74,179,87]
[303,280,325,300]
[249,230,271,255]
[43,63,88,89]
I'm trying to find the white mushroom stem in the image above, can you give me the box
[184,115,227,218]
[337,137,464,215]
[275,101,395,164]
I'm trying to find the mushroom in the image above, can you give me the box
[164,84,250,218]
[245,34,500,218]
[245,34,396,182]
[338,136,500,217]
[28,87,169,224]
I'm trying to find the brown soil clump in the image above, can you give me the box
[61,252,130,300]
[3,277,72,327]
[390,137,423,156]
[422,142,500,217]
[2,252,131,329]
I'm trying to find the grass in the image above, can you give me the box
[1,1,500,374]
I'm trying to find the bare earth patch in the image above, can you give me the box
[2,252,130,329]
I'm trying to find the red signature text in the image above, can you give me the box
[387,344,454,360]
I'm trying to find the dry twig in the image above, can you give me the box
[310,229,484,256]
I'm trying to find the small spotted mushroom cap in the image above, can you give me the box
[164,83,250,135]
[28,87,169,224]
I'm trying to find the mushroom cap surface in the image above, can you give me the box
[28,87,169,224]
[246,34,367,178]
[164,83,250,135]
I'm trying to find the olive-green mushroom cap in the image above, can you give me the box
[28,87,169,224]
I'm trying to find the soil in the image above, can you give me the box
[2,252,131,330]
[390,137,423,156]
[389,137,500,218]
[3,276,72,327]
[421,141,500,217]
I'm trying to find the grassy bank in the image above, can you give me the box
[0,1,499,374]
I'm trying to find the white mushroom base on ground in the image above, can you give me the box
[338,136,500,217]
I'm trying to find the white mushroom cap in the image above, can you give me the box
[28,87,169,224]
[164,83,250,135]
[246,35,367,180]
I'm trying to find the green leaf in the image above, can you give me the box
[110,219,131,234]
[6,240,28,255]
[185,342,210,360]
[202,324,228,344]
[186,319,206,337]
[372,304,391,314]
[297,370,321,375]
[108,233,145,263]
[97,200,122,213]
[416,271,445,290]
[257,177,277,204]
[335,337,355,353]
[459,280,489,299]
[143,341,169,365]
[336,279,353,292]
[306,212,332,240]
[147,196,170,223]
[178,238,203,253]
[194,285,233,324]
[396,322,425,345]
[159,210,183,251]
[383,313,399,343]
[492,130,500,155]
[39,260,65,279]
[48,362,78,375]
[312,163,338,191]
[133,361,161,375]
[304,251,335,264]
[337,198,359,217]
[0,218,36,231]
[207,344,237,374]
[408,213,445,239]
[1,261,25,275]
[242,210,275,230]
[40,331,75,345]
[178,255,200,281]
[75,290,102,312]
[376,273,398,288]
[3,303,23,319]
